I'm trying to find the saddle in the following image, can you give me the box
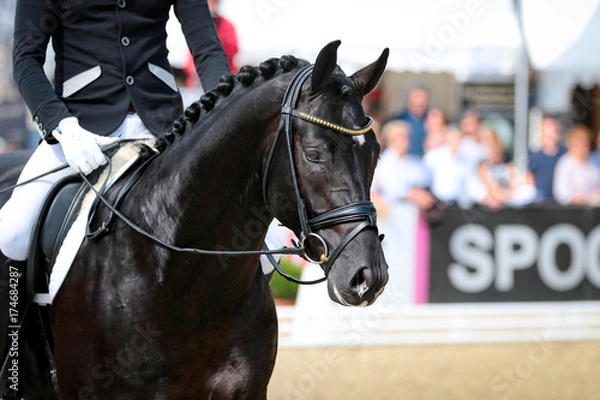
[27,175,87,299]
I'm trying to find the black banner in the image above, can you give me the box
[429,207,600,302]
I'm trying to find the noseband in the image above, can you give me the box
[263,65,379,282]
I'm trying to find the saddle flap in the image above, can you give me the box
[27,175,87,299]
[40,181,86,260]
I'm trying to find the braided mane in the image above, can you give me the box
[154,55,310,152]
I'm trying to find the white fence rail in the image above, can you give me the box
[276,301,600,348]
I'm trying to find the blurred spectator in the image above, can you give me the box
[471,130,537,209]
[183,0,239,89]
[423,126,470,206]
[389,86,429,157]
[458,108,487,171]
[371,120,435,214]
[553,125,600,206]
[208,0,239,73]
[423,108,447,153]
[591,130,600,170]
[528,116,567,204]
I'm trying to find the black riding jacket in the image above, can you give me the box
[13,0,230,142]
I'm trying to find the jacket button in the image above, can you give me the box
[121,36,130,46]
[117,0,126,8]
[126,76,135,86]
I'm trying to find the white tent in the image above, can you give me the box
[521,0,600,74]
[520,0,600,113]
[220,0,521,81]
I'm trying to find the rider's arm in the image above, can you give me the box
[12,0,71,144]
[174,0,230,91]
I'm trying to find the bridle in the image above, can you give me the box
[262,65,379,283]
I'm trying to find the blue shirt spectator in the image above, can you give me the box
[527,116,567,203]
[529,147,567,202]
[390,87,429,157]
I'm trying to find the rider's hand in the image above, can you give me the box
[52,117,118,175]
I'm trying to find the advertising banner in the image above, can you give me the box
[429,207,600,302]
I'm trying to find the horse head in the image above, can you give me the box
[265,41,389,306]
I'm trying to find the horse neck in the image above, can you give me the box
[136,86,282,295]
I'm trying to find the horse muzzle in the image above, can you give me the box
[326,242,389,307]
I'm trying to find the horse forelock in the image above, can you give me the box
[155,56,311,152]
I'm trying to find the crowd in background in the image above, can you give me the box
[370,87,600,216]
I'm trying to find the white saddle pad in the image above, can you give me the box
[34,142,154,305]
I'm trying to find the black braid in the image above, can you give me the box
[172,116,186,135]
[236,65,259,86]
[199,91,219,111]
[163,55,308,147]
[279,55,298,72]
[258,58,279,79]
[184,101,202,123]
[217,74,236,96]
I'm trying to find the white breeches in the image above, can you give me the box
[0,114,154,261]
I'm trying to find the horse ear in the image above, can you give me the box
[350,48,389,98]
[310,40,341,95]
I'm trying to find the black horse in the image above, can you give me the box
[0,41,389,399]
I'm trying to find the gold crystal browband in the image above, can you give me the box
[284,109,374,136]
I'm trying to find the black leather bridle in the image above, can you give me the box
[262,65,380,283]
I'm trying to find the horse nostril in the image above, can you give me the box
[350,267,365,287]
[350,267,372,297]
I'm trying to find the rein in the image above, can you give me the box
[79,164,305,259]
[0,140,121,196]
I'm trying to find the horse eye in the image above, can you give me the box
[304,149,322,162]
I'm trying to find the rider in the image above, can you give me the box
[0,2,229,293]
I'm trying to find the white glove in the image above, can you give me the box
[52,117,119,175]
